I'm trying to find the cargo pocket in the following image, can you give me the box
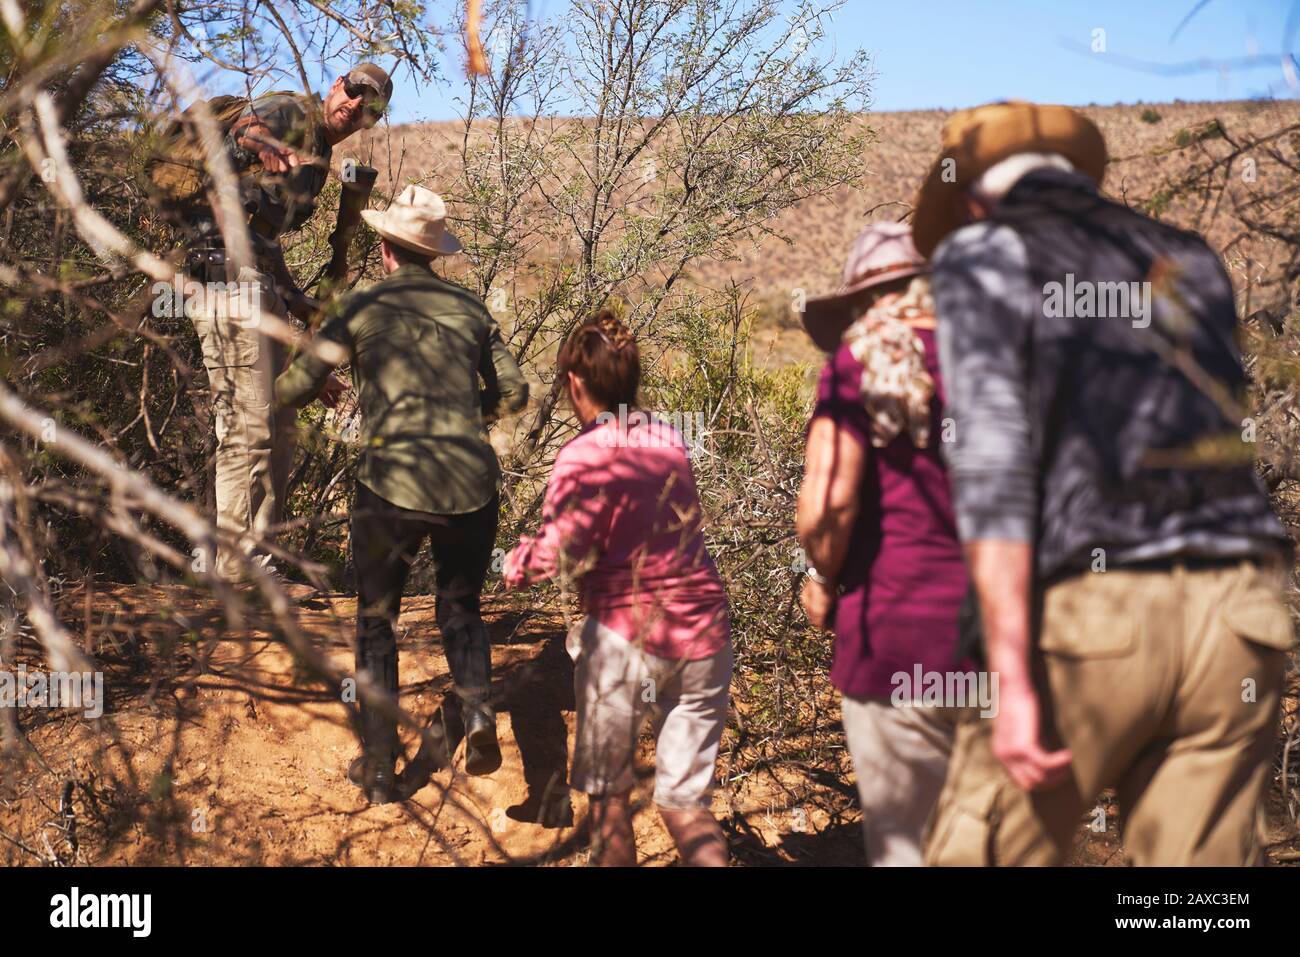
[1037,577,1137,658]
[925,778,1002,867]
[1221,563,1296,651]
[211,389,236,447]
[197,310,261,368]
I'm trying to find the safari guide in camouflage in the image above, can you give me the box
[156,64,392,580]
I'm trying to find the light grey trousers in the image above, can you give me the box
[840,695,960,866]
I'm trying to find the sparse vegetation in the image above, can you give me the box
[0,0,1294,867]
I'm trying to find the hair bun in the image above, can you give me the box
[558,309,641,409]
[593,312,634,352]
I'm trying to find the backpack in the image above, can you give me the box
[145,91,300,209]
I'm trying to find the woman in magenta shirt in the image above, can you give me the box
[504,312,731,866]
[796,223,973,866]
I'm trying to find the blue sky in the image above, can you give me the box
[366,0,1300,123]
[855,0,1300,111]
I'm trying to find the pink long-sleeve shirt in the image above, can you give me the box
[503,414,730,661]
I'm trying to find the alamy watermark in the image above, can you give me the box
[1042,274,1151,328]
[151,276,263,326]
[0,666,104,719]
[594,404,707,457]
[890,665,999,718]
[49,887,150,937]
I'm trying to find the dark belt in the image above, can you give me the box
[1118,554,1252,573]
[1044,551,1276,589]
[184,214,279,282]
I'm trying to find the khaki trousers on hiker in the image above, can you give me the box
[191,264,298,580]
[925,557,1293,867]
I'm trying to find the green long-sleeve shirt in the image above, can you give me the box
[275,263,529,515]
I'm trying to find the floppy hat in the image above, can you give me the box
[911,100,1107,258]
[801,221,928,352]
[361,184,463,257]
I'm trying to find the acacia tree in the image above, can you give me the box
[0,0,443,583]
[398,2,875,820]
[0,0,466,862]
[436,0,871,481]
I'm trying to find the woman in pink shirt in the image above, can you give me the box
[503,311,732,866]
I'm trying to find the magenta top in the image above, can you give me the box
[503,414,730,661]
[814,329,973,699]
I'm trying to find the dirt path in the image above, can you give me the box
[5,585,1290,866]
[1,586,864,866]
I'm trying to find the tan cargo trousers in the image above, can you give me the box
[191,264,298,580]
[925,557,1293,867]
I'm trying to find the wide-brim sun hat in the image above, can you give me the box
[911,100,1107,259]
[801,221,928,352]
[360,184,462,257]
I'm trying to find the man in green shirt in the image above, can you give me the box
[276,185,528,803]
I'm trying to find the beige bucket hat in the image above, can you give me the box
[361,184,463,257]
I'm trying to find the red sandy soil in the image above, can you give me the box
[1,586,867,866]
[7,585,1280,866]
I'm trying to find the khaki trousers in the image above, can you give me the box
[925,558,1293,867]
[191,265,298,579]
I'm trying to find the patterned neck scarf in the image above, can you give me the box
[841,276,936,449]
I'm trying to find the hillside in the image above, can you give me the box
[351,98,1299,300]
[340,99,1299,373]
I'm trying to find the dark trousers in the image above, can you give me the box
[350,482,499,758]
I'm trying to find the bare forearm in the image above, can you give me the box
[234,125,271,154]
[262,246,319,323]
[796,417,866,583]
[797,499,857,581]
[265,245,302,299]
[965,539,1034,685]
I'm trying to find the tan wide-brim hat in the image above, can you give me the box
[912,101,1107,258]
[361,184,463,257]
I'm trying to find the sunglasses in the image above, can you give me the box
[343,78,386,118]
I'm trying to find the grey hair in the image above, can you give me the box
[969,152,1074,207]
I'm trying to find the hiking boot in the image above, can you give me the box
[395,715,454,799]
[353,636,400,802]
[464,707,501,776]
[348,752,398,805]
[226,565,318,600]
